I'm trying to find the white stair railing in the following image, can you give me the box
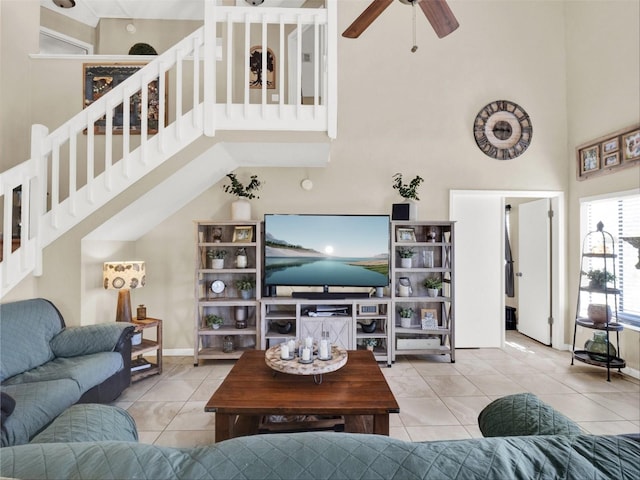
[0,0,335,298]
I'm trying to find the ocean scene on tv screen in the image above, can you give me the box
[264,215,390,287]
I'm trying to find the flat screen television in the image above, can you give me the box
[263,214,390,294]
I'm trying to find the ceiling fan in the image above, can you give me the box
[343,0,459,39]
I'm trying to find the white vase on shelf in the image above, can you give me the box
[231,199,251,220]
[405,199,418,221]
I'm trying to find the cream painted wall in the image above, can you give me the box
[564,0,640,374]
[41,5,95,47]
[0,0,39,168]
[1,1,638,374]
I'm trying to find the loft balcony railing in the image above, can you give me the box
[0,0,337,297]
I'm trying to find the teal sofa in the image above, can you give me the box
[0,298,134,447]
[0,394,638,479]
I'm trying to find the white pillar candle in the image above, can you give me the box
[280,344,289,359]
[287,339,296,353]
[302,347,311,361]
[305,336,313,348]
[319,339,329,359]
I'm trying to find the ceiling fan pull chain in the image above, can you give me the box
[411,1,418,52]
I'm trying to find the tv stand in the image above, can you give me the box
[261,296,393,366]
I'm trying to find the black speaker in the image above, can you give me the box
[392,203,410,221]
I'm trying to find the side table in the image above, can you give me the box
[131,317,163,381]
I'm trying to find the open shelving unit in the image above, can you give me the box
[193,220,261,364]
[390,221,455,362]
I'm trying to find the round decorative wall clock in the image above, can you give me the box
[473,100,532,160]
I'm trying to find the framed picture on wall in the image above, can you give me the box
[622,129,640,162]
[602,152,620,168]
[578,145,600,176]
[601,137,619,154]
[82,63,167,135]
[576,123,640,180]
[249,46,276,90]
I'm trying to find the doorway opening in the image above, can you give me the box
[450,190,565,350]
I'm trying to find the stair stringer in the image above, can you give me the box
[85,140,332,242]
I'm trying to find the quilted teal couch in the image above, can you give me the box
[0,298,135,447]
[0,394,638,479]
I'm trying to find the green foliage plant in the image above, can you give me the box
[223,173,262,200]
[392,173,424,201]
[398,247,415,258]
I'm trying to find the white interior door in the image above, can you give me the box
[517,198,551,345]
[450,193,503,348]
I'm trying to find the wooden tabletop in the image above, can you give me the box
[205,349,399,416]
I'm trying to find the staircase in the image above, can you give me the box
[0,0,337,298]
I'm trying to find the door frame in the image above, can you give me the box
[450,190,566,350]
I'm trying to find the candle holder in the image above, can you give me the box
[318,331,332,360]
[298,346,314,364]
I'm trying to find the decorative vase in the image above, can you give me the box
[400,316,412,328]
[212,324,220,330]
[405,199,418,221]
[359,320,377,333]
[236,255,247,269]
[240,289,252,300]
[231,199,251,220]
[587,303,611,325]
[584,331,616,361]
[276,321,293,334]
[397,277,412,297]
[223,335,234,353]
[400,258,412,268]
[426,288,439,298]
[210,258,224,269]
[366,344,375,352]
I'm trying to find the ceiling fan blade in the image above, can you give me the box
[418,0,460,38]
[342,0,394,39]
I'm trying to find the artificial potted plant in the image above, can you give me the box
[397,247,416,268]
[585,269,615,290]
[398,307,414,328]
[223,173,262,220]
[207,249,227,269]
[392,173,424,221]
[205,314,224,330]
[364,338,378,352]
[235,277,255,300]
[423,277,443,297]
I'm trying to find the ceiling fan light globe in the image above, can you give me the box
[245,0,265,5]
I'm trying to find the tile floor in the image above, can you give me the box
[112,331,640,447]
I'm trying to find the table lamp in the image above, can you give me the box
[103,261,146,322]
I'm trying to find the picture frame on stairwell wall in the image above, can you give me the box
[82,63,168,135]
[249,46,276,90]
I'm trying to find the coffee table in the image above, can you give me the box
[205,350,399,442]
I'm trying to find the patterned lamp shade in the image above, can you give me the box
[103,261,145,322]
[103,261,146,290]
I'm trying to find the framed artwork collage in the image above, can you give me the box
[576,124,640,180]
